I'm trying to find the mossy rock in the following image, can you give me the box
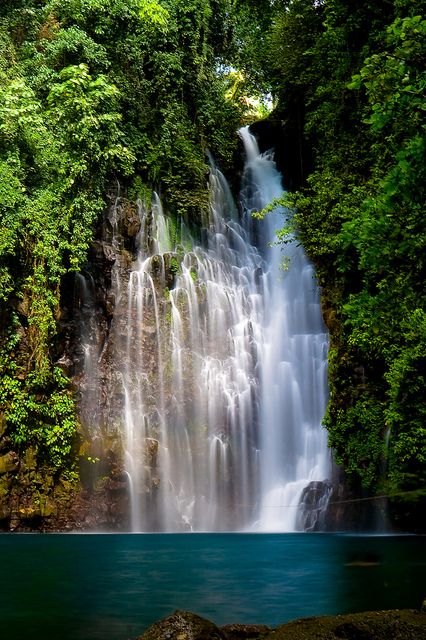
[0,452,18,474]
[0,412,7,439]
[24,447,37,471]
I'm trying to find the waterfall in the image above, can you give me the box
[238,128,330,531]
[75,271,101,434]
[120,176,264,531]
[85,127,330,531]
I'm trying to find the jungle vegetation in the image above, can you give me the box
[0,0,424,527]
[255,0,426,525]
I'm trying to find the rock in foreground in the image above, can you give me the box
[137,608,426,640]
[138,610,224,640]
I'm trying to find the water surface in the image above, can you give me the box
[0,533,424,640]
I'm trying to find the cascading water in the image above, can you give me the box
[239,128,330,531]
[88,126,330,531]
[75,271,101,434]
[120,175,264,531]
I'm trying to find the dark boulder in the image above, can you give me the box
[297,480,333,532]
[138,610,224,640]
[220,624,270,639]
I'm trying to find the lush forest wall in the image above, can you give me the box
[253,0,426,529]
[0,0,424,530]
[0,0,245,528]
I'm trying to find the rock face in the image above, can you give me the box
[0,183,145,532]
[318,464,389,533]
[62,185,150,530]
[137,610,426,640]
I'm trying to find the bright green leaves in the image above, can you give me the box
[0,158,25,249]
[0,63,127,378]
[45,0,170,37]
[351,15,426,141]
[384,309,426,489]
[0,79,52,181]
[0,38,136,477]
[0,1,247,486]
[47,63,135,181]
[42,26,109,72]
[138,0,169,31]
[0,323,75,469]
[0,79,43,137]
[338,7,426,493]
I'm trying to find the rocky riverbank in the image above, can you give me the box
[137,608,426,640]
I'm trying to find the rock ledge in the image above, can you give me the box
[137,608,426,640]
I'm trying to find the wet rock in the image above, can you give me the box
[220,624,270,639]
[106,292,116,317]
[297,480,333,532]
[91,240,116,263]
[163,252,182,289]
[138,610,224,640]
[334,621,374,639]
[144,438,159,465]
[23,447,37,471]
[0,503,11,520]
[9,511,21,531]
[0,412,7,439]
[125,213,141,238]
[55,353,74,376]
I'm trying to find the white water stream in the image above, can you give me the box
[239,128,330,531]
[96,127,330,531]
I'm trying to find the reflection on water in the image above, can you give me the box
[0,533,424,640]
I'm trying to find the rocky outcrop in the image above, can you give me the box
[0,182,149,532]
[297,480,333,532]
[137,610,426,640]
[138,611,271,640]
[138,610,225,640]
[220,625,271,639]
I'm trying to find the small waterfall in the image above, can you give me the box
[75,271,101,433]
[87,127,330,531]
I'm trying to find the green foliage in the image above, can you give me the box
[3,0,422,523]
[0,320,78,468]
[325,396,386,489]
[384,309,426,490]
[0,0,249,486]
[47,62,135,185]
[265,1,426,500]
